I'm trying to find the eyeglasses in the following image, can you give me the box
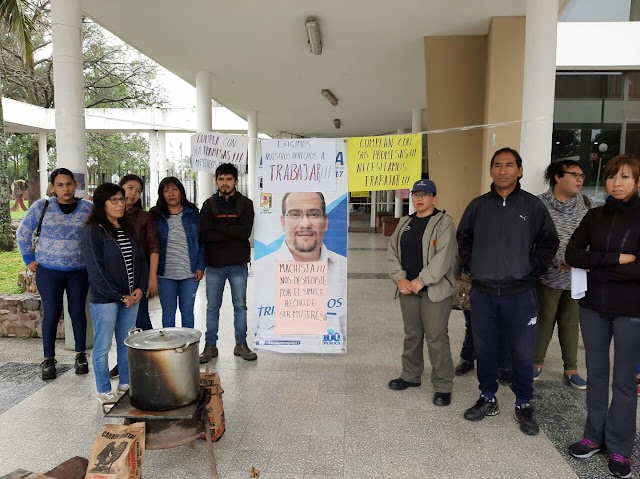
[108,197,127,204]
[285,210,325,221]
[565,172,586,180]
[411,193,433,199]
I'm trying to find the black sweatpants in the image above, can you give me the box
[580,307,640,457]
[470,289,537,404]
[460,309,512,369]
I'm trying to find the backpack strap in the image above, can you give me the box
[582,194,591,208]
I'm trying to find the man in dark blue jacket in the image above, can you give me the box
[457,147,559,436]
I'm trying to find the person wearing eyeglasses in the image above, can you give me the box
[533,160,591,390]
[253,191,347,352]
[199,163,256,363]
[82,183,148,405]
[277,192,346,267]
[17,168,93,380]
[387,179,457,407]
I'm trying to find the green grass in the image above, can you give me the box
[10,201,30,220]
[0,248,25,294]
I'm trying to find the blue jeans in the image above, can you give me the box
[90,302,139,394]
[36,266,89,357]
[205,265,248,346]
[158,277,200,328]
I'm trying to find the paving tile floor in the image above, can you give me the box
[0,231,633,478]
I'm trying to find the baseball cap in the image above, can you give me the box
[410,179,436,196]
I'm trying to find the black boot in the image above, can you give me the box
[75,352,89,375]
[41,358,57,380]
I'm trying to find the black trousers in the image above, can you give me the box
[580,307,640,457]
[470,289,537,404]
[460,309,512,369]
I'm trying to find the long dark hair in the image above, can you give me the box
[153,177,198,216]
[87,183,129,235]
[119,174,144,208]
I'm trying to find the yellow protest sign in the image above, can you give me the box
[347,134,422,191]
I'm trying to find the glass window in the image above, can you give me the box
[555,74,623,99]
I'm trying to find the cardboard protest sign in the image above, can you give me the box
[347,133,421,191]
[261,138,336,192]
[190,132,249,174]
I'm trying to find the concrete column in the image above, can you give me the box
[51,0,87,196]
[395,129,404,218]
[519,0,558,195]
[196,71,213,206]
[409,109,423,215]
[158,131,167,180]
[149,131,159,206]
[247,111,258,200]
[370,191,377,228]
[38,132,48,197]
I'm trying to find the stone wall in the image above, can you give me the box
[0,293,64,339]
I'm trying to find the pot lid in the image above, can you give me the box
[124,327,202,350]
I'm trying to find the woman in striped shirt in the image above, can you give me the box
[82,183,148,406]
[151,177,205,329]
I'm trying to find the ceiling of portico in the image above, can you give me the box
[82,0,526,138]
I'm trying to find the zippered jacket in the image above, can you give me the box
[387,210,457,302]
[200,191,254,267]
[82,224,149,303]
[566,195,640,317]
[457,183,559,296]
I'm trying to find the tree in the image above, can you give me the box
[1,1,166,203]
[0,0,34,251]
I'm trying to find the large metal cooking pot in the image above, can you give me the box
[124,327,201,411]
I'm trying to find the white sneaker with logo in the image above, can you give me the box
[98,391,118,405]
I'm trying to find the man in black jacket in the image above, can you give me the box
[457,147,559,436]
[199,163,257,362]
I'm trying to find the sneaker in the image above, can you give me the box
[97,391,118,405]
[463,395,499,421]
[233,343,257,361]
[533,366,542,381]
[514,404,539,436]
[40,358,57,380]
[608,454,632,478]
[199,345,219,364]
[75,353,89,375]
[498,368,512,386]
[568,438,604,459]
[109,365,119,379]
[565,374,587,390]
[117,384,129,397]
[454,359,474,376]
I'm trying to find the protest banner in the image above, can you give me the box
[190,132,249,174]
[261,138,336,193]
[253,142,347,353]
[347,133,421,191]
[275,261,328,335]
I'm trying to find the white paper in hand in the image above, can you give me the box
[571,268,588,299]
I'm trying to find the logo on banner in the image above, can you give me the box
[322,329,343,346]
[260,193,272,209]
